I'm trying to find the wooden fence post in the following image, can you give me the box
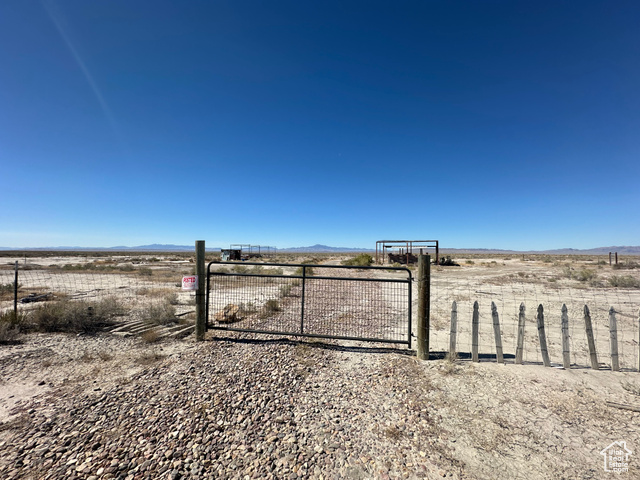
[537,304,551,367]
[609,307,619,371]
[491,302,504,364]
[416,254,430,360]
[515,303,526,364]
[195,240,206,341]
[449,301,457,358]
[472,301,479,362]
[584,305,599,370]
[561,304,570,369]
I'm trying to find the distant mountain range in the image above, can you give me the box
[441,246,640,255]
[278,244,372,253]
[0,244,203,252]
[1,244,639,254]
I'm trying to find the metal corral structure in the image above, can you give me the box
[228,244,277,260]
[375,240,439,265]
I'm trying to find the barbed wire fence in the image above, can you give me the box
[429,269,640,371]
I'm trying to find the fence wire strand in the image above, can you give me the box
[430,264,640,371]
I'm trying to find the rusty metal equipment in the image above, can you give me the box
[221,249,242,261]
[229,244,277,260]
[375,240,439,265]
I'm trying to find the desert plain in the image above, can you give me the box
[1,251,640,479]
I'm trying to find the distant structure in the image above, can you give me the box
[221,244,277,261]
[375,240,439,265]
[220,248,242,261]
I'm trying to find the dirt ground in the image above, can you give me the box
[1,252,640,479]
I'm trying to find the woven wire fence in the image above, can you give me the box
[0,265,195,323]
[429,267,640,371]
[207,263,412,345]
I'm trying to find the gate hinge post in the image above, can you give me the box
[195,240,206,341]
[416,254,430,360]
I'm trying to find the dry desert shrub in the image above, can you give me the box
[249,265,284,275]
[608,275,640,288]
[341,253,374,267]
[138,267,153,276]
[136,288,179,305]
[382,424,403,440]
[142,299,177,325]
[279,284,294,297]
[0,282,17,301]
[98,350,114,361]
[0,313,21,344]
[23,298,124,333]
[261,299,281,318]
[141,328,161,343]
[294,266,314,276]
[440,352,461,375]
[137,348,165,365]
[613,260,639,270]
[621,381,640,396]
[79,350,94,362]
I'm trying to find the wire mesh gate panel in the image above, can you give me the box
[206,262,412,347]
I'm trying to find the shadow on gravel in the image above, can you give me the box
[208,335,415,356]
[430,351,604,369]
[429,351,517,361]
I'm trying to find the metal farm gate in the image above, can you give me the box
[206,261,413,347]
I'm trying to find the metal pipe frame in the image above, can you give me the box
[206,261,413,347]
[375,240,439,265]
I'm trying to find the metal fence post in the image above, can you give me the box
[14,261,18,320]
[195,240,206,341]
[300,265,306,334]
[417,254,430,360]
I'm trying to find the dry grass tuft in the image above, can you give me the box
[79,350,94,362]
[0,311,22,344]
[137,348,166,365]
[98,350,114,361]
[622,381,640,396]
[383,424,403,440]
[141,328,161,343]
[142,300,177,325]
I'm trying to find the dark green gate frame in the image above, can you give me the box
[206,261,413,347]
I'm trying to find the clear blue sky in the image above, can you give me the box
[1,1,638,250]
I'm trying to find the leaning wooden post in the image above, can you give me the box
[195,240,206,341]
[515,303,526,364]
[472,301,479,362]
[561,304,571,369]
[449,301,458,358]
[416,254,430,360]
[537,304,551,367]
[584,305,599,370]
[637,309,640,372]
[491,302,504,364]
[609,307,619,371]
